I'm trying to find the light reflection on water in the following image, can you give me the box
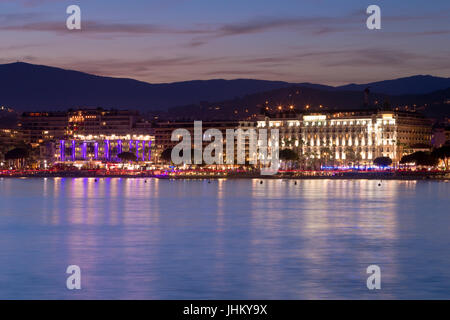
[0,178,449,299]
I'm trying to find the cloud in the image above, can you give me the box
[1,9,448,44]
[316,48,421,67]
[382,30,450,37]
[0,0,58,7]
[216,16,355,37]
[54,56,224,79]
[0,19,209,36]
[0,12,42,22]
[201,69,289,78]
[2,15,353,39]
[184,15,361,46]
[0,43,46,51]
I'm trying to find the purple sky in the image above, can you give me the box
[1,0,450,85]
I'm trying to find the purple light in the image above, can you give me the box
[71,140,76,161]
[148,141,152,161]
[94,142,98,160]
[135,140,140,159]
[105,140,110,160]
[82,142,87,160]
[142,141,146,161]
[118,140,123,154]
[60,140,65,161]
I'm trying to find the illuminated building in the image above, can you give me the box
[257,109,432,164]
[301,111,398,163]
[67,109,140,136]
[20,109,151,144]
[55,134,155,163]
[19,112,68,143]
[256,111,302,148]
[153,120,239,163]
[0,129,22,163]
[18,109,154,165]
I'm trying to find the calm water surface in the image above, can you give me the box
[0,178,449,299]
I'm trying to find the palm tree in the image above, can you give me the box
[354,148,362,167]
[320,147,333,167]
[344,146,357,166]
[160,148,173,164]
[297,153,307,169]
[303,150,313,169]
[400,152,439,168]
[395,141,408,163]
[373,156,392,167]
[279,148,298,170]
[5,147,30,168]
[117,151,137,162]
[308,150,320,170]
[283,137,295,149]
[432,146,450,170]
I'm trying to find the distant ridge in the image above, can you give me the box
[0,62,292,111]
[168,86,450,120]
[0,62,449,112]
[337,75,450,95]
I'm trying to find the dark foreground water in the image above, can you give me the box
[0,178,449,299]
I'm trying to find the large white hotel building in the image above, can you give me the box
[255,109,432,164]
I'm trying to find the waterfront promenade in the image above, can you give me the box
[1,169,449,180]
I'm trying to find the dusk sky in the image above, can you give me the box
[1,0,449,85]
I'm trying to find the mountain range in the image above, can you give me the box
[0,62,449,119]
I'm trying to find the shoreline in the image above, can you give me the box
[1,172,449,181]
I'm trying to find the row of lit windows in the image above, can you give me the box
[305,139,395,147]
[258,119,398,128]
[306,120,396,126]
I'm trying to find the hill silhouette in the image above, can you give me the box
[338,75,450,95]
[168,86,450,120]
[1,62,450,113]
[0,62,293,111]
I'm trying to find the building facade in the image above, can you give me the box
[19,112,68,144]
[67,109,140,136]
[0,128,23,163]
[256,109,432,165]
[20,109,151,144]
[152,120,240,163]
[55,134,155,164]
[18,109,154,165]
